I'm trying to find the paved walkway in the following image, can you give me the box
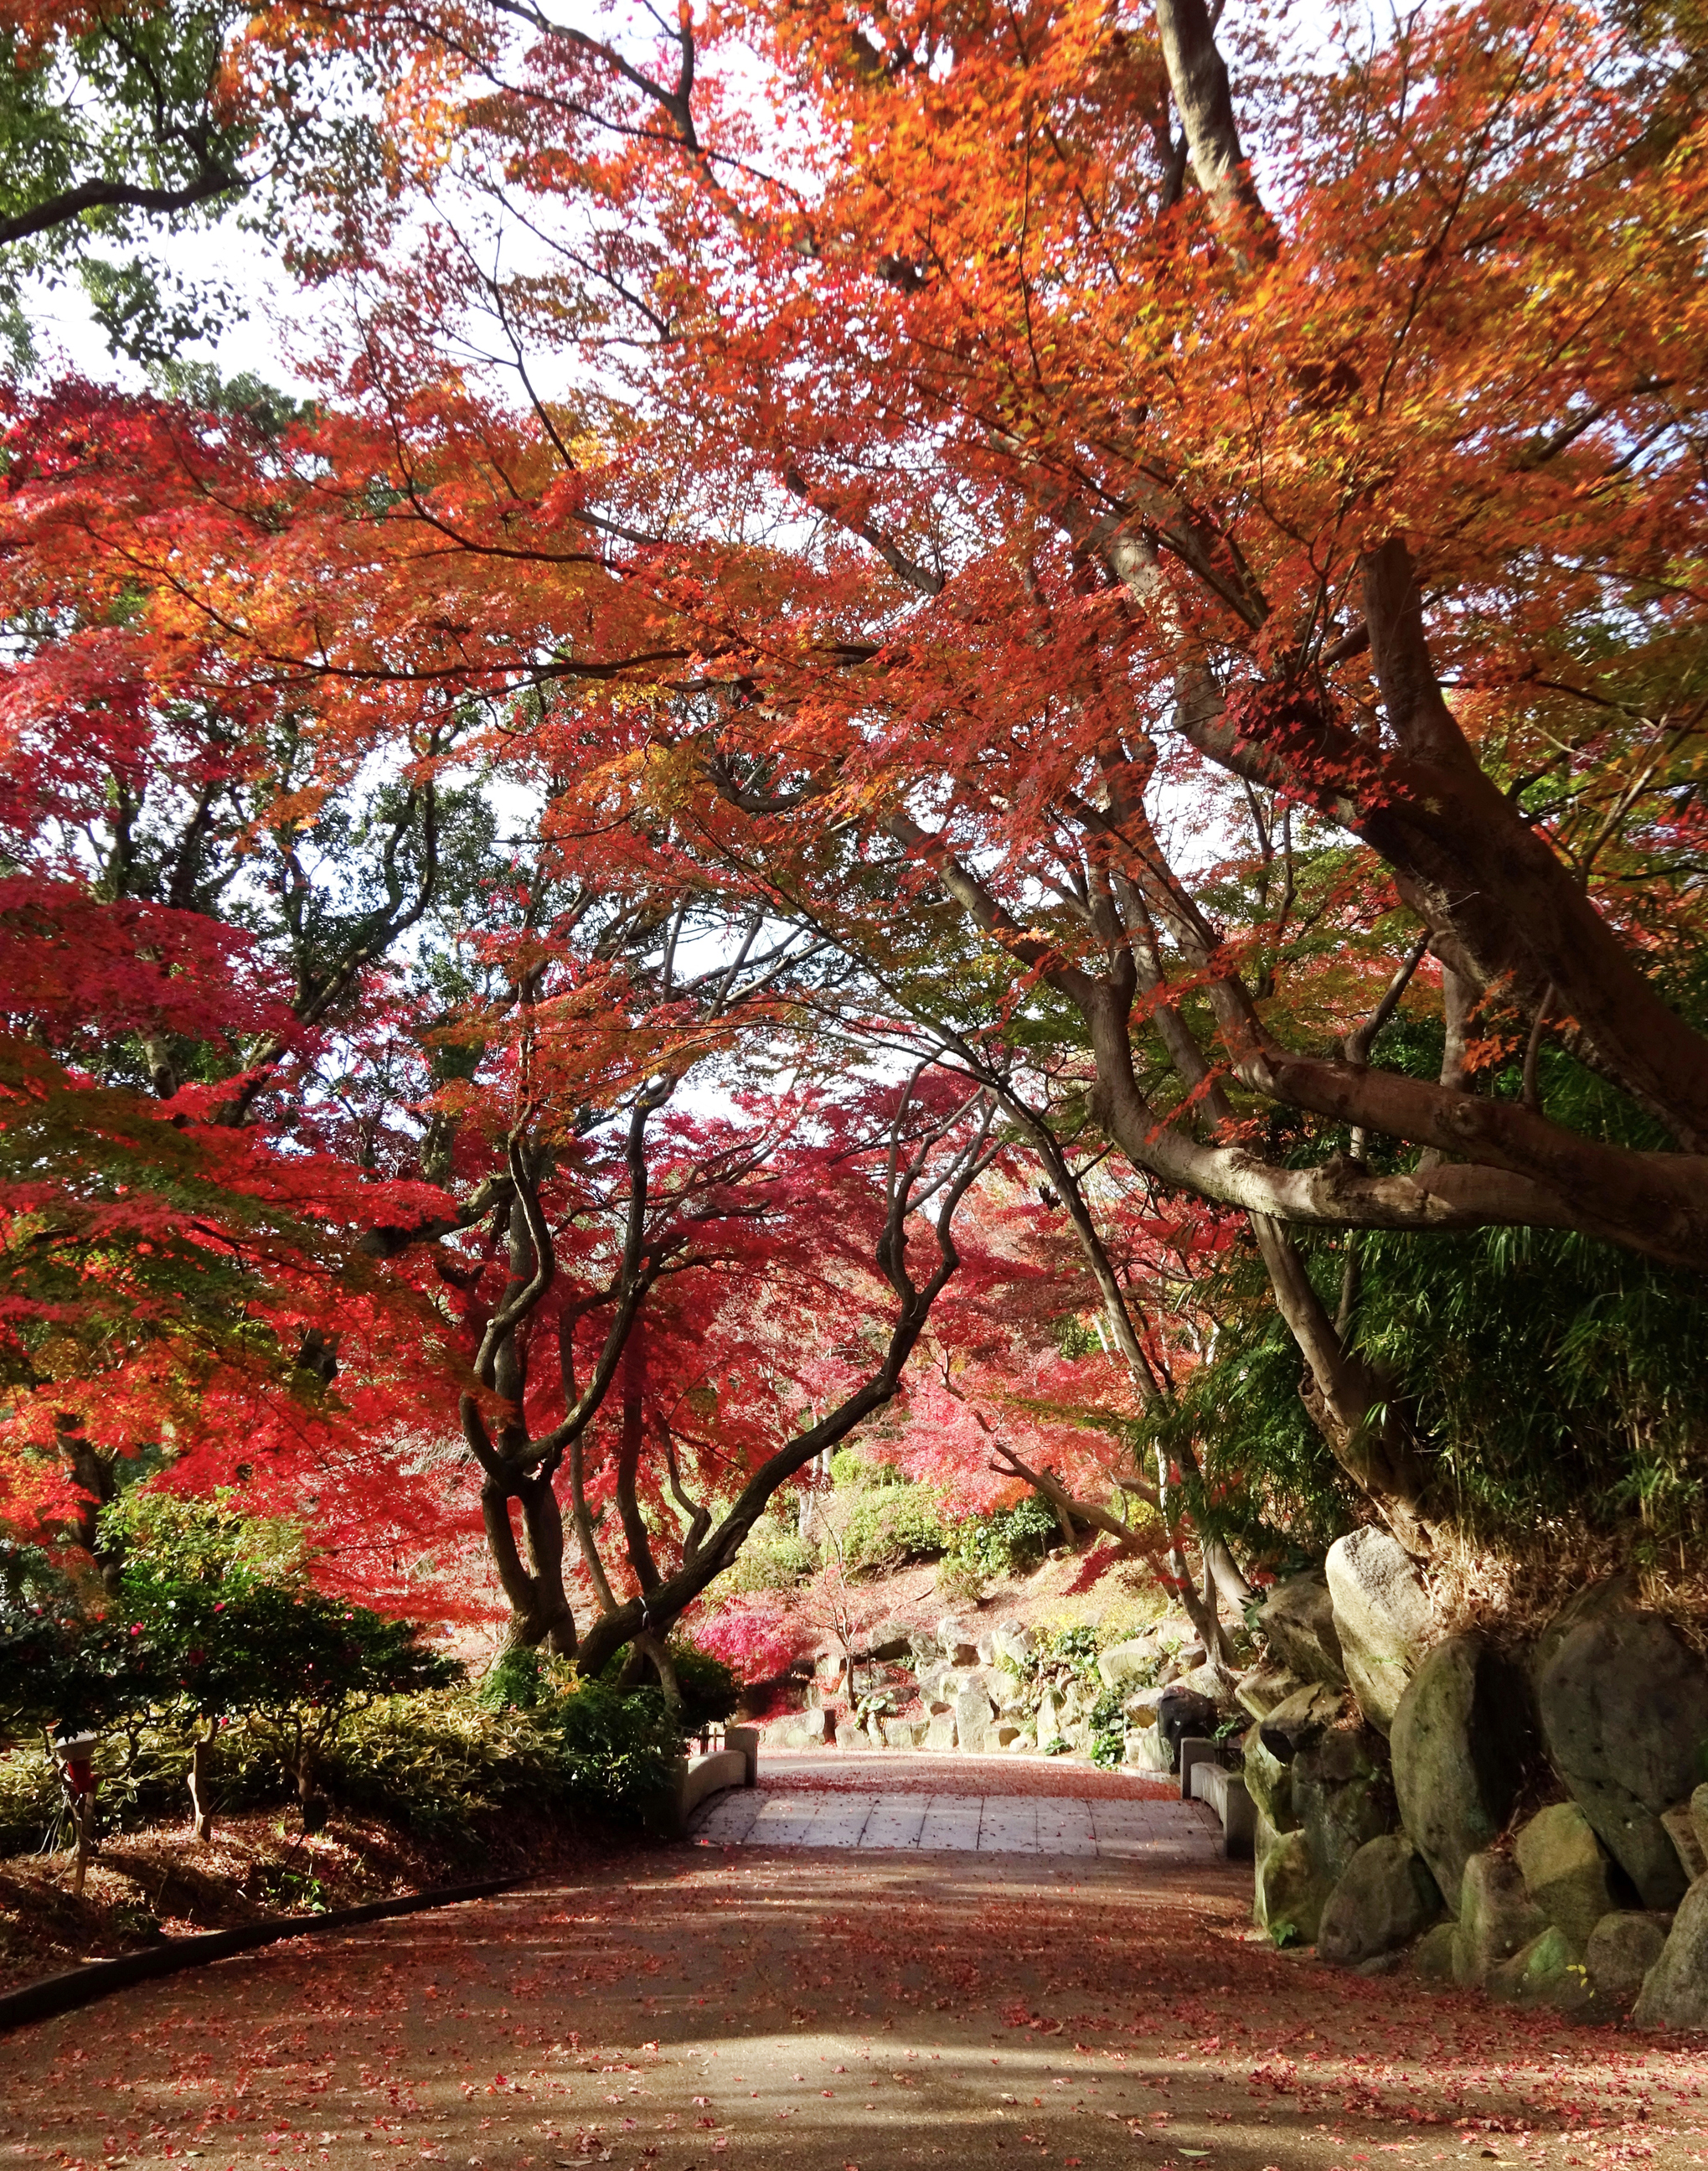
[694,1786,1221,1860]
[7,1846,1703,2171]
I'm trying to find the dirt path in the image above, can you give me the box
[4,1766,1707,2171]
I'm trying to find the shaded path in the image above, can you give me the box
[5,1760,1708,2171]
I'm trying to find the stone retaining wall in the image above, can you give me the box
[1244,1541,1708,2027]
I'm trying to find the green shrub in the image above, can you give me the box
[1037,1623,1102,1673]
[1,1503,462,1780]
[938,1496,1059,1588]
[327,1686,576,1845]
[479,1647,546,1711]
[839,1482,950,1575]
[935,1553,986,1604]
[668,1641,740,1732]
[0,1743,60,1855]
[828,1448,906,1488]
[719,1526,818,1595]
[329,1673,684,1843]
[1088,1685,1127,1767]
[553,1680,684,1814]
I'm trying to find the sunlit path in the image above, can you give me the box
[694,1785,1220,1860]
[6,1848,1705,2171]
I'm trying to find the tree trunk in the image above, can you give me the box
[482,1475,578,1653]
[1250,1215,1434,1554]
[70,1791,95,1899]
[188,1720,216,1843]
[295,1745,327,1834]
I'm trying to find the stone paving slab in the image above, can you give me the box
[693,1783,1221,1857]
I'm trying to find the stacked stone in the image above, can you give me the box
[1240,1532,1708,2027]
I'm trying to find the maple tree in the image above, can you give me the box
[0,380,1025,1665]
[3,0,1705,1660]
[268,0,1701,1557]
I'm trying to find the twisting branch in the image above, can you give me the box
[572,1077,1001,1675]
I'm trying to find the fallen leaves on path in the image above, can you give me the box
[2,1843,1705,2171]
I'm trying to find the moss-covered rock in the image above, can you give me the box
[1391,1635,1530,1911]
[1453,1852,1548,1987]
[1256,1572,1347,1689]
[1242,1723,1298,1833]
[1293,1715,1396,1886]
[1514,1801,1618,1948]
[1587,1910,1672,2009]
[1486,1926,1594,2012]
[1534,1586,1708,1911]
[1318,1834,1442,1967]
[1325,1530,1431,1734]
[1254,1822,1334,1946]
[1414,1921,1459,1982]
[1633,1877,1708,2029]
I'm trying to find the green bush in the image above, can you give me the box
[553,1680,684,1814]
[1088,1685,1127,1768]
[0,1743,61,1856]
[839,1482,950,1575]
[719,1525,817,1595]
[1037,1623,1102,1672]
[935,1553,987,1604]
[939,1496,1059,1587]
[1,1504,461,1759]
[479,1647,547,1711]
[330,1674,684,1844]
[828,1448,906,1488]
[668,1640,740,1732]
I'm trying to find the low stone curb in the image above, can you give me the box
[0,1874,528,2037]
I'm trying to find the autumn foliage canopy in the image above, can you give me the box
[2,0,1705,1661]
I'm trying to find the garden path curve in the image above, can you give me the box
[6,1772,1705,2171]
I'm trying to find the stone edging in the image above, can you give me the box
[0,1874,528,2037]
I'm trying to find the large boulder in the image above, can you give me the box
[1166,1661,1225,1703]
[1242,1724,1298,1833]
[1486,1926,1594,2013]
[978,1623,1035,1668]
[1633,1875,1708,2029]
[1256,1572,1348,1688]
[1534,1588,1708,1910]
[1414,1921,1459,1981]
[1325,1528,1432,1734]
[1318,1835,1442,1966]
[1663,1803,1708,1885]
[859,1620,914,1664]
[954,1685,997,1753]
[1258,1681,1345,1762]
[1098,1637,1158,1690]
[1391,1634,1530,1910]
[1236,1665,1305,1719]
[1254,1822,1334,1946]
[1514,1801,1618,1948]
[1125,1727,1172,1772]
[1587,1910,1672,2009]
[973,1662,1021,1708]
[1293,1714,1396,1886]
[1453,1853,1547,1987]
[937,1617,981,1665]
